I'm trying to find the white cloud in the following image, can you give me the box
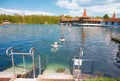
[56,0,120,17]
[73,0,91,3]
[56,0,79,10]
[107,0,117,3]
[86,2,120,16]
[0,7,53,16]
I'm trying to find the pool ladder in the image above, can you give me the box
[6,47,42,78]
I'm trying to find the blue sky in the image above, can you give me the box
[0,0,120,17]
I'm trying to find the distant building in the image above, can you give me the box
[60,8,120,27]
[2,20,11,25]
[102,12,120,27]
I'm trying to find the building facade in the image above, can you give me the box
[61,8,120,27]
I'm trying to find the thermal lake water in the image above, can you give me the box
[0,24,120,78]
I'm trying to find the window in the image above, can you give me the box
[118,22,120,25]
[105,22,108,25]
[111,22,114,25]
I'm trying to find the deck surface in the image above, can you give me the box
[14,78,37,81]
[37,73,74,81]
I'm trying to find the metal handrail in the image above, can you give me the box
[79,48,83,59]
[6,47,35,78]
[38,55,41,75]
[72,48,83,78]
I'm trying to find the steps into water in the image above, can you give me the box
[12,73,74,81]
[0,70,74,81]
[37,73,74,81]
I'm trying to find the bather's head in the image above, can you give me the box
[55,42,57,44]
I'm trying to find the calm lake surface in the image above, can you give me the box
[0,24,120,78]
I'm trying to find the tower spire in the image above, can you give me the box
[61,13,65,19]
[83,8,87,17]
[112,11,116,19]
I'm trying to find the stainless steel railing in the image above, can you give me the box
[6,47,35,78]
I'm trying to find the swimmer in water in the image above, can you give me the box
[60,37,66,42]
[51,42,59,48]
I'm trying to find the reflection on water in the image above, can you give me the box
[115,44,120,67]
[0,25,120,78]
[51,47,58,52]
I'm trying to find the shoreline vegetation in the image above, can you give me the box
[0,14,114,25]
[83,78,120,81]
[0,14,61,24]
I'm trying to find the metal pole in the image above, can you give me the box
[39,55,41,75]
[11,54,16,77]
[91,61,94,73]
[32,50,35,78]
[73,56,75,76]
[23,55,26,72]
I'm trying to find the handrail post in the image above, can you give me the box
[6,47,16,78]
[39,55,41,75]
[73,56,75,76]
[30,47,35,78]
[11,54,16,78]
[23,55,26,72]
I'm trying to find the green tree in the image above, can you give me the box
[65,15,72,19]
[96,16,102,19]
[0,14,61,24]
[103,14,109,19]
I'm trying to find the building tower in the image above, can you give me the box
[83,8,87,17]
[112,11,116,19]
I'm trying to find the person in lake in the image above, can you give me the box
[51,42,59,48]
[60,37,66,42]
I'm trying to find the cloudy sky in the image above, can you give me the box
[0,0,120,17]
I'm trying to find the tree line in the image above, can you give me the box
[0,14,61,24]
[0,14,115,24]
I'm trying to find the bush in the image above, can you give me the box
[83,78,117,81]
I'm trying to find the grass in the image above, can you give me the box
[83,78,120,81]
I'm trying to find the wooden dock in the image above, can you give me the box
[111,36,120,43]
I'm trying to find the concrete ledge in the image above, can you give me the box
[14,78,37,81]
[37,73,74,81]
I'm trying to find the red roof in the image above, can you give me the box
[86,18,102,22]
[62,18,79,22]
